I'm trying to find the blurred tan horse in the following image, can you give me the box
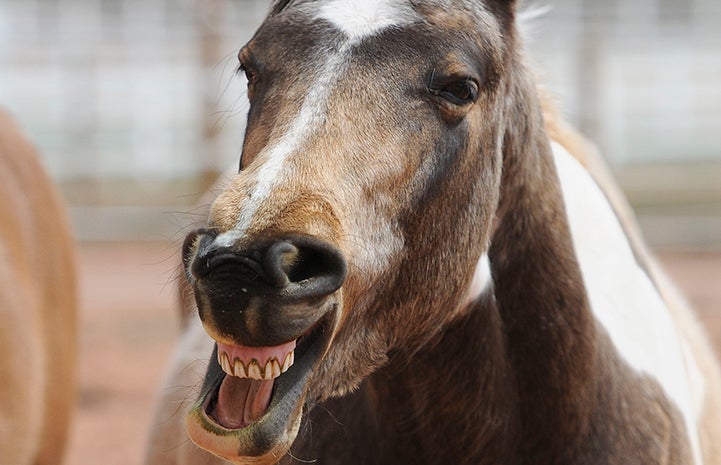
[0,109,77,465]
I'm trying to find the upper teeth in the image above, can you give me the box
[218,351,294,380]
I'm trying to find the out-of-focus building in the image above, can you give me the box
[0,0,719,246]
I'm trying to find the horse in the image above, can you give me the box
[0,108,77,465]
[144,1,721,464]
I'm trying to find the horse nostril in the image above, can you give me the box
[188,234,346,300]
[183,228,218,281]
[262,237,347,297]
[263,241,300,287]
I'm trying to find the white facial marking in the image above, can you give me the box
[552,141,702,465]
[317,0,416,41]
[213,35,404,276]
[463,253,492,307]
[213,44,353,250]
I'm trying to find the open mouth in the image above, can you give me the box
[186,309,337,462]
[209,338,296,429]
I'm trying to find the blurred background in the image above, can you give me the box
[0,1,719,464]
[2,0,720,245]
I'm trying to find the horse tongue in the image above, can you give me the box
[214,376,274,429]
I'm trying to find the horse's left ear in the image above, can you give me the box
[485,0,517,10]
[484,0,517,27]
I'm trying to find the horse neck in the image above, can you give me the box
[365,293,516,465]
[364,74,600,465]
[488,71,598,462]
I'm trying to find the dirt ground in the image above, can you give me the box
[64,242,721,465]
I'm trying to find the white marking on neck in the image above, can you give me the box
[463,253,492,307]
[551,141,702,465]
[317,0,416,41]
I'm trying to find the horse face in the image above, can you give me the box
[183,1,513,462]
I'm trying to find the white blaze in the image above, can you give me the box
[217,0,417,248]
[215,3,412,272]
[214,44,352,249]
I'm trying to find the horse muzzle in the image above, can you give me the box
[182,229,346,463]
[185,231,346,344]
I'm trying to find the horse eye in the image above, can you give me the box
[431,78,479,106]
[240,64,256,86]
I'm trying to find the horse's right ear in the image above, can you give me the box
[269,0,293,16]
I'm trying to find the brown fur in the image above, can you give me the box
[0,109,77,465]
[145,1,721,464]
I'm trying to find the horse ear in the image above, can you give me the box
[486,0,517,10]
[484,0,517,28]
[269,0,293,16]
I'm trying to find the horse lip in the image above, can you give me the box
[186,306,339,462]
